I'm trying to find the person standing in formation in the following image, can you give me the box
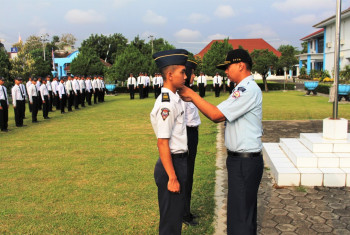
[12,77,25,127]
[51,77,60,110]
[66,75,74,111]
[100,76,105,102]
[153,73,161,99]
[0,77,9,132]
[36,77,42,110]
[26,77,32,113]
[150,49,189,235]
[196,72,207,97]
[127,73,137,100]
[137,72,145,99]
[72,75,81,110]
[19,78,27,119]
[213,72,223,97]
[144,72,150,98]
[85,75,93,105]
[58,78,67,114]
[40,79,50,119]
[27,77,39,123]
[46,75,53,112]
[92,75,99,104]
[79,76,86,107]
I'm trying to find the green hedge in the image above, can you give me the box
[111,83,295,93]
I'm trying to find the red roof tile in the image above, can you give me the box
[300,29,324,41]
[195,38,281,58]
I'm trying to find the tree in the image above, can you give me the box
[80,33,128,65]
[301,41,308,54]
[277,45,299,75]
[202,39,233,77]
[251,49,278,92]
[57,33,77,50]
[70,48,104,76]
[0,46,12,79]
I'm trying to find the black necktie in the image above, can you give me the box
[2,86,7,101]
[34,85,38,96]
[63,85,66,94]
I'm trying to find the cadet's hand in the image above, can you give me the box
[178,86,193,102]
[168,178,180,193]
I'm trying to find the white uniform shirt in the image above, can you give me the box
[79,79,86,92]
[27,83,38,103]
[58,82,67,99]
[137,76,145,86]
[0,85,9,106]
[213,75,223,86]
[46,81,52,91]
[11,84,24,106]
[72,79,80,94]
[150,88,187,154]
[36,81,41,91]
[26,81,32,93]
[19,83,27,99]
[85,79,92,91]
[159,76,164,86]
[66,80,73,92]
[51,80,59,94]
[92,79,98,91]
[97,79,102,89]
[197,76,207,86]
[153,76,160,86]
[40,84,49,100]
[144,76,150,86]
[127,77,136,86]
[185,102,201,127]
[101,80,105,89]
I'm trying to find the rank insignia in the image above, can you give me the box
[162,93,170,102]
[232,90,241,99]
[161,108,170,120]
[237,87,246,92]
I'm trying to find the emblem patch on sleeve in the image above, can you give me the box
[232,90,241,99]
[162,93,170,102]
[161,108,170,120]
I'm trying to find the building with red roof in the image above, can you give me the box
[195,38,281,58]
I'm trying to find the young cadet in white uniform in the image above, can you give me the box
[92,76,99,104]
[28,78,39,122]
[12,78,25,127]
[51,77,60,110]
[127,73,137,100]
[183,60,201,226]
[58,78,67,113]
[150,49,189,235]
[153,73,161,99]
[180,49,263,235]
[19,79,27,119]
[46,75,53,111]
[40,79,50,119]
[0,77,9,131]
[79,76,86,107]
[196,72,207,97]
[72,76,81,109]
[26,77,32,112]
[213,72,223,97]
[36,77,42,110]
[137,72,145,99]
[85,76,93,105]
[66,75,74,111]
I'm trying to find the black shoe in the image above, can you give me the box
[190,213,199,219]
[32,120,38,123]
[1,129,8,132]
[44,117,50,119]
[61,111,65,114]
[183,217,198,226]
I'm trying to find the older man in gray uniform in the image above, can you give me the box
[180,49,263,235]
[151,49,189,235]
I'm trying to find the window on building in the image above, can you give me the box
[318,38,324,53]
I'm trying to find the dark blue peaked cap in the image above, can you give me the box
[152,49,188,69]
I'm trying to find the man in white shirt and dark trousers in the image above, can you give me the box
[0,77,9,131]
[197,72,207,97]
[92,76,99,104]
[12,77,25,127]
[153,73,161,99]
[79,76,86,107]
[46,75,53,111]
[137,72,145,99]
[72,75,81,110]
[36,77,42,110]
[40,79,50,119]
[58,78,67,113]
[19,78,27,119]
[51,77,60,110]
[183,60,201,226]
[28,78,39,123]
[127,73,136,100]
[26,77,32,113]
[66,75,74,111]
[85,76,93,105]
[213,72,223,97]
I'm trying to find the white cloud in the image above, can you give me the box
[113,0,135,8]
[189,13,210,24]
[64,9,106,24]
[143,10,167,25]
[292,14,318,24]
[207,34,229,41]
[242,24,279,39]
[174,29,202,42]
[272,0,334,11]
[214,5,235,18]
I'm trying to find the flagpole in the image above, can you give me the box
[333,0,341,119]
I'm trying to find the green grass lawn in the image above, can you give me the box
[1,90,349,234]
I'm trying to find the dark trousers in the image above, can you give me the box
[154,85,159,99]
[98,89,103,102]
[226,154,263,235]
[138,85,144,99]
[48,91,53,111]
[37,91,42,110]
[81,89,85,107]
[14,100,24,126]
[128,85,135,99]
[42,96,49,118]
[68,91,74,111]
[228,82,235,94]
[74,91,80,109]
[22,98,26,118]
[94,90,98,104]
[86,90,92,105]
[154,157,187,235]
[28,99,32,112]
[198,83,205,97]
[31,97,38,122]
[60,95,67,113]
[54,93,60,110]
[144,85,149,98]
[214,84,220,97]
[0,100,8,130]
[184,126,199,219]
[102,88,105,102]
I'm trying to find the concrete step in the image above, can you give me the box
[300,133,350,153]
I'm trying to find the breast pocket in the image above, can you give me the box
[174,115,185,135]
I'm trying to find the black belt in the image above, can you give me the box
[187,126,198,129]
[227,150,262,158]
[171,152,188,159]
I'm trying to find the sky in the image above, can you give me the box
[1,0,350,54]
